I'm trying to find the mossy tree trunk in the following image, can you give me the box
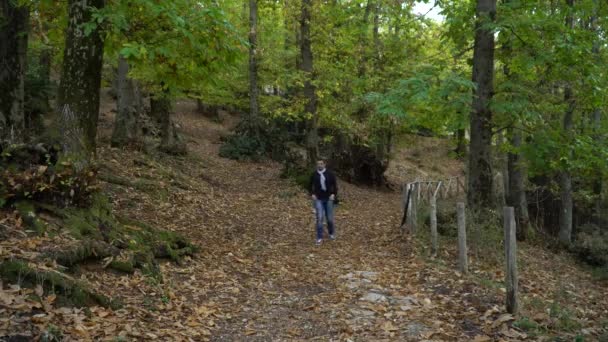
[0,1,29,145]
[150,93,186,155]
[111,56,142,147]
[56,0,105,166]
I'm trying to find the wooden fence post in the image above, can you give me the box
[411,183,418,233]
[430,182,441,256]
[457,202,468,274]
[504,206,519,314]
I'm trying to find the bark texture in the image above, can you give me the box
[507,129,530,241]
[248,0,259,137]
[0,1,29,145]
[151,94,186,155]
[300,0,318,165]
[559,0,575,246]
[111,56,142,147]
[559,86,575,245]
[467,0,496,209]
[57,0,105,161]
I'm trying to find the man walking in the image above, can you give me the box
[309,158,338,245]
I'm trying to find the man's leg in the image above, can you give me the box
[326,199,335,237]
[314,199,324,241]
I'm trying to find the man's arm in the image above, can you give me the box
[330,172,338,199]
[309,173,317,199]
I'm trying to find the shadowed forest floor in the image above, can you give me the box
[0,99,606,341]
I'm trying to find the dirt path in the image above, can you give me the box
[104,107,477,341]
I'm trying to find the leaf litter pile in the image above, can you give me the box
[1,105,607,341]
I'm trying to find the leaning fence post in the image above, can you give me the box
[504,206,519,314]
[430,182,441,256]
[457,202,468,274]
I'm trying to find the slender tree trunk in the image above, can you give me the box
[300,0,318,164]
[248,0,259,138]
[0,1,29,145]
[501,9,530,240]
[111,56,141,147]
[559,87,575,245]
[56,0,105,165]
[455,128,466,157]
[508,128,530,240]
[151,93,186,155]
[357,0,373,77]
[590,0,603,225]
[559,0,575,246]
[467,0,496,209]
[372,1,381,69]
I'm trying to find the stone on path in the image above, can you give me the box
[359,291,388,303]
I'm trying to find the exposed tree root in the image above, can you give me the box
[0,260,121,309]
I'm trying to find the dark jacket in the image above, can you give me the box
[309,169,338,200]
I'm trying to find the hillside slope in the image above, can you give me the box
[0,100,606,341]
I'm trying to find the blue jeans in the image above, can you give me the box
[314,199,335,240]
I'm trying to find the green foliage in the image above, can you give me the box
[41,324,64,342]
[219,133,265,161]
[100,0,244,98]
[468,208,505,266]
[572,224,608,266]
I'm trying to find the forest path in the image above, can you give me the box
[94,102,511,341]
[122,106,481,341]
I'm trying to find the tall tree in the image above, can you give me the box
[502,0,529,240]
[467,0,496,209]
[248,0,259,138]
[56,0,105,164]
[150,90,186,155]
[300,0,318,164]
[111,56,142,147]
[0,0,29,145]
[558,0,575,246]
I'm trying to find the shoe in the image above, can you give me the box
[315,239,322,246]
[329,234,336,240]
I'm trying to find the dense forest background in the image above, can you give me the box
[1,0,608,339]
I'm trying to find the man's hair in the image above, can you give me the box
[317,157,327,163]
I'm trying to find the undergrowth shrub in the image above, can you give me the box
[219,119,290,161]
[417,202,503,265]
[468,208,504,266]
[219,134,265,161]
[0,144,98,208]
[572,224,608,266]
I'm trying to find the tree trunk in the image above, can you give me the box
[372,1,381,68]
[455,128,466,157]
[300,0,318,165]
[111,56,141,147]
[467,0,496,209]
[559,88,575,245]
[559,0,575,246]
[56,0,105,164]
[151,94,186,155]
[590,0,603,225]
[507,128,530,241]
[248,0,259,138]
[0,1,29,145]
[501,0,529,240]
[357,0,373,77]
